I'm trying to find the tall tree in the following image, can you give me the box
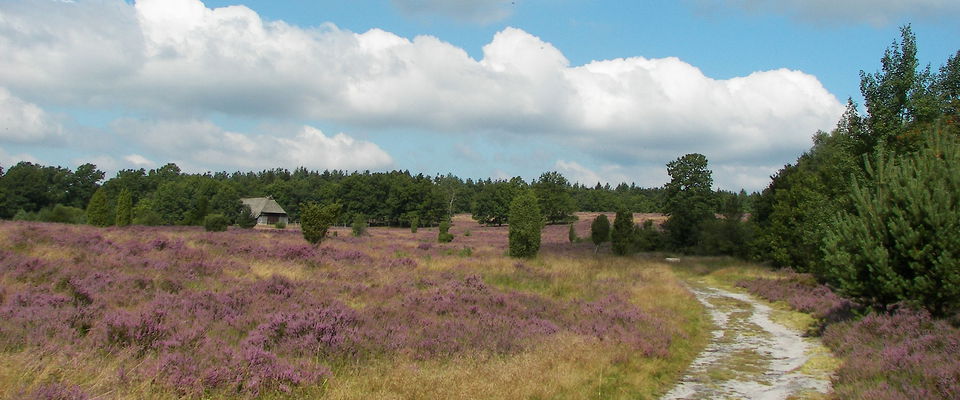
[533,171,576,224]
[662,153,715,251]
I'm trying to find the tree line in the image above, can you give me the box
[0,162,752,229]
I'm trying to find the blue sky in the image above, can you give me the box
[1,0,958,191]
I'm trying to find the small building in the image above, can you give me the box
[240,197,289,226]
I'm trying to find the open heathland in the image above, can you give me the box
[0,215,708,399]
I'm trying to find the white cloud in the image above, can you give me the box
[0,0,846,189]
[391,0,515,24]
[113,119,393,172]
[0,87,63,143]
[0,146,39,167]
[124,154,155,168]
[694,0,960,25]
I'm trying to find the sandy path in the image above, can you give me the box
[661,284,832,400]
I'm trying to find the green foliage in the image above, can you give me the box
[567,223,577,243]
[822,133,960,316]
[274,221,286,229]
[115,188,133,227]
[14,204,86,224]
[236,206,257,229]
[409,213,419,233]
[662,153,715,251]
[472,179,521,226]
[187,196,209,226]
[752,127,861,270]
[203,214,229,232]
[634,220,662,252]
[590,214,611,249]
[132,198,163,226]
[300,202,341,245]
[697,195,755,257]
[858,25,936,155]
[438,220,454,243]
[0,161,103,219]
[532,171,576,224]
[508,189,542,258]
[46,204,86,224]
[85,187,112,227]
[209,183,242,223]
[351,214,368,237]
[611,210,635,256]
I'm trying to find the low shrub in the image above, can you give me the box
[203,214,229,232]
[438,220,454,243]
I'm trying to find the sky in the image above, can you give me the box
[1,0,958,191]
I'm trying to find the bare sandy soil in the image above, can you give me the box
[662,284,833,400]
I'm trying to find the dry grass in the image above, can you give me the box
[0,220,712,399]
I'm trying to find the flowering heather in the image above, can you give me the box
[0,219,696,398]
[736,270,856,324]
[822,307,960,399]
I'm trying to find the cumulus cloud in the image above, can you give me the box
[555,160,634,187]
[124,154,155,168]
[694,0,960,25]
[0,0,845,189]
[391,0,514,24]
[0,146,39,167]
[0,87,63,143]
[112,119,393,172]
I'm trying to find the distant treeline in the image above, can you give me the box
[0,161,754,228]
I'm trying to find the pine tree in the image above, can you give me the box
[115,188,133,227]
[508,189,542,258]
[85,187,111,227]
[822,132,960,316]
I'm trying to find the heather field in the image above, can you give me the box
[0,215,708,399]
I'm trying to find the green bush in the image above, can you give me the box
[236,206,257,229]
[409,214,419,233]
[25,205,86,224]
[508,189,542,258]
[351,215,368,237]
[822,133,960,316]
[634,220,663,252]
[115,188,133,227]
[301,203,341,245]
[85,188,112,227]
[204,214,229,232]
[611,210,635,256]
[438,220,454,243]
[590,214,611,251]
[568,223,577,243]
[274,221,286,229]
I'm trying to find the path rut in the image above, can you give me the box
[662,284,832,400]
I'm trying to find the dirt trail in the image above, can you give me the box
[662,284,832,400]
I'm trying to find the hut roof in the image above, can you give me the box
[240,197,287,218]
